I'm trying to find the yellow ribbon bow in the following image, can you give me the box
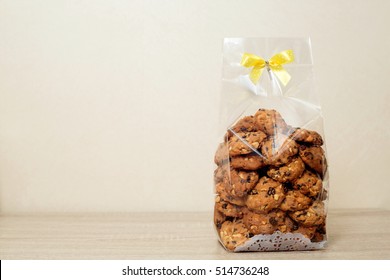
[241,50,295,86]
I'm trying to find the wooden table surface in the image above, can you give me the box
[0,209,389,259]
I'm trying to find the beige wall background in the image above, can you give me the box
[0,0,389,213]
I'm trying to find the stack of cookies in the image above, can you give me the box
[214,108,328,251]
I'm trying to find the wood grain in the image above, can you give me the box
[0,209,389,259]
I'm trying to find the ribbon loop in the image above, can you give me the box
[241,50,294,86]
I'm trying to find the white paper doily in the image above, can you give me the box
[234,231,327,252]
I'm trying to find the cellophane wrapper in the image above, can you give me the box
[214,38,329,252]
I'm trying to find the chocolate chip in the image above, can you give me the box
[267,187,276,196]
[293,224,299,231]
[318,227,326,234]
[222,203,228,209]
[248,233,254,238]
[300,145,307,150]
[246,176,251,183]
[269,217,278,226]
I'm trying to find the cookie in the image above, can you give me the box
[215,182,246,206]
[226,116,258,138]
[279,190,312,212]
[243,209,285,235]
[214,165,228,184]
[267,157,305,183]
[261,134,299,166]
[225,168,259,198]
[299,145,327,176]
[293,169,323,198]
[293,225,317,239]
[277,216,297,233]
[215,197,244,218]
[278,216,318,239]
[311,231,325,242]
[290,128,324,146]
[214,206,226,230]
[214,143,229,165]
[219,220,250,250]
[245,176,285,213]
[230,153,265,170]
[311,224,326,242]
[254,109,288,136]
[228,131,267,156]
[289,201,326,227]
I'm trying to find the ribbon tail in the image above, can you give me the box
[249,67,264,85]
[272,68,291,86]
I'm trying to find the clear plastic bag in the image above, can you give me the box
[214,38,329,252]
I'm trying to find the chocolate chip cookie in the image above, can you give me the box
[299,145,327,176]
[290,128,324,146]
[293,169,323,198]
[277,216,297,233]
[219,220,250,250]
[215,182,246,206]
[228,131,267,156]
[225,168,259,198]
[279,190,312,212]
[254,109,288,136]
[215,197,244,218]
[214,206,226,230]
[293,225,317,239]
[243,209,285,235]
[227,116,258,138]
[245,176,285,213]
[230,153,265,170]
[267,157,305,183]
[289,201,326,226]
[261,134,299,166]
